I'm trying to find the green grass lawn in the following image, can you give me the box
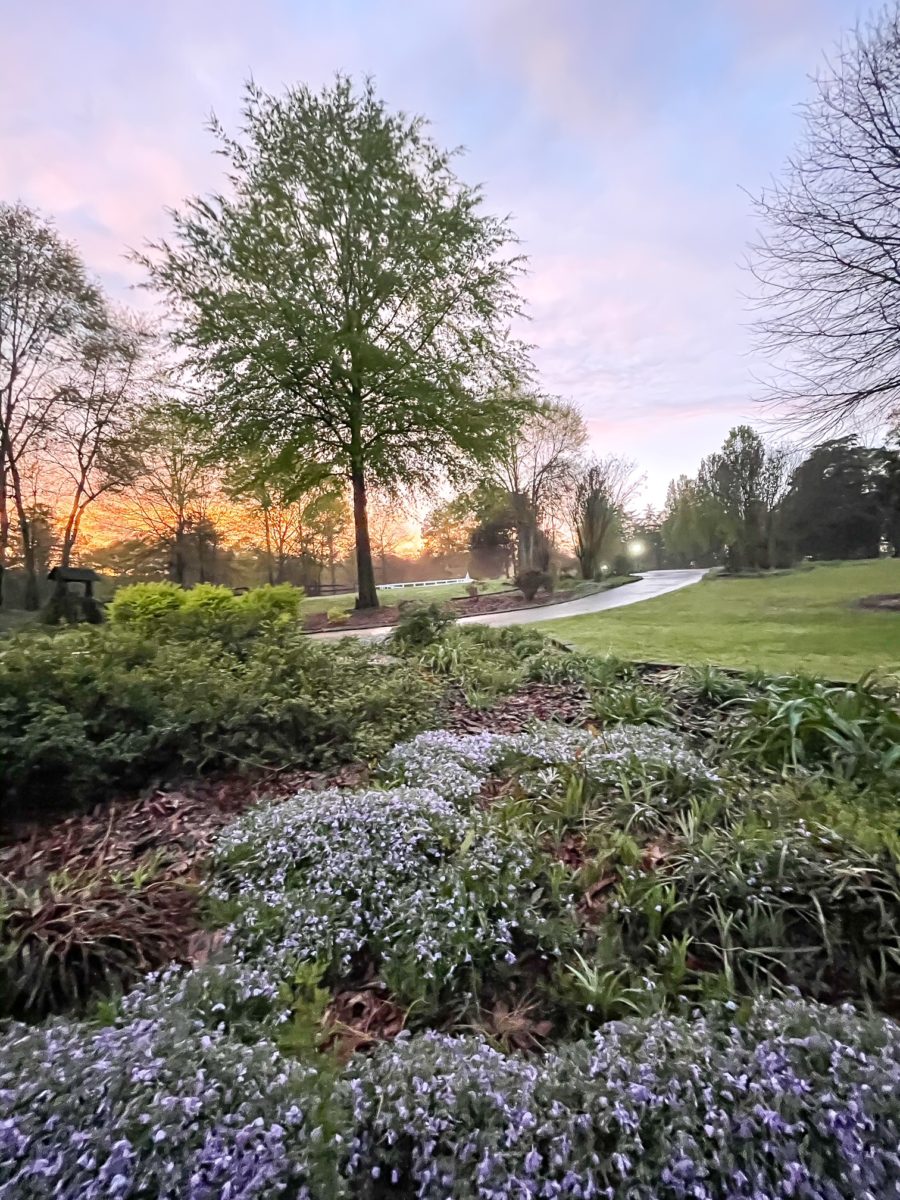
[541,560,900,680]
[299,577,511,616]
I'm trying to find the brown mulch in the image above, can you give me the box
[857,593,900,612]
[303,583,602,632]
[0,761,368,887]
[321,983,407,1060]
[441,682,590,735]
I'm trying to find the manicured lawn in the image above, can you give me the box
[300,577,512,616]
[541,560,900,680]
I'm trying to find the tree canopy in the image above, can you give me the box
[142,77,529,607]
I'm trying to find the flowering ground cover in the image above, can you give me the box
[2,610,900,1197]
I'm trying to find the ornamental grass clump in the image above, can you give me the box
[211,786,568,1004]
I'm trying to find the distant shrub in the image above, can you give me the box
[178,583,242,637]
[326,606,351,625]
[109,582,304,641]
[238,583,302,626]
[391,601,456,650]
[108,581,186,630]
[514,568,551,601]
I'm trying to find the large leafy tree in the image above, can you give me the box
[142,78,528,608]
[782,437,883,560]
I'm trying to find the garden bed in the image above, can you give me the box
[2,609,900,1197]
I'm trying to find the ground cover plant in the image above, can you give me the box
[2,615,900,1197]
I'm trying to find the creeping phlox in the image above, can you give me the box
[384,722,720,801]
[0,1009,329,1200]
[210,786,564,995]
[3,997,900,1199]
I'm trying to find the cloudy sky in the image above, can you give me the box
[1,0,869,503]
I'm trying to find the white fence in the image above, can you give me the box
[379,574,473,591]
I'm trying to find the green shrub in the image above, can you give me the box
[0,624,440,815]
[514,568,550,601]
[390,600,456,650]
[108,581,186,630]
[238,582,302,625]
[326,606,350,624]
[178,583,242,637]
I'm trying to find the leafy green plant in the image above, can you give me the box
[391,601,456,650]
[326,606,351,625]
[729,673,900,782]
[108,581,186,630]
[590,682,674,727]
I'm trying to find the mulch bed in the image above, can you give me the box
[0,762,368,887]
[303,584,600,632]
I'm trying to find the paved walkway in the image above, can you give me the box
[313,569,705,641]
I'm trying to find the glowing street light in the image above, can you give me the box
[628,541,645,558]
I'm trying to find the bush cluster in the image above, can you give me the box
[108,581,303,638]
[0,622,440,815]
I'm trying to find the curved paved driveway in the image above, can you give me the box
[314,569,705,640]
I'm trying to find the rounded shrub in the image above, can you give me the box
[107,581,186,631]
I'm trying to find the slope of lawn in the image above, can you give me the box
[541,559,900,680]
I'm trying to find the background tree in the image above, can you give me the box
[365,494,409,585]
[661,476,723,567]
[751,7,900,428]
[143,77,528,609]
[51,316,149,567]
[782,437,883,560]
[568,456,640,580]
[125,402,216,586]
[421,497,474,562]
[487,397,586,569]
[0,203,106,606]
[697,426,769,571]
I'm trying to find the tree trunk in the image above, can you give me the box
[351,463,378,609]
[263,508,275,586]
[0,462,8,609]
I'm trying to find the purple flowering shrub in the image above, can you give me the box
[344,997,900,1200]
[0,1009,339,1199]
[4,996,900,1199]
[384,723,720,804]
[210,786,571,1004]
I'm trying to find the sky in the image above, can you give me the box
[0,0,872,505]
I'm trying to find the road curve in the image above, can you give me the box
[312,569,705,641]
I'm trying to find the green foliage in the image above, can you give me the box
[590,682,674,727]
[514,568,551,601]
[729,673,900,781]
[141,76,529,607]
[108,580,186,630]
[109,581,304,640]
[391,601,457,651]
[0,623,439,814]
[236,581,303,624]
[326,606,351,625]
